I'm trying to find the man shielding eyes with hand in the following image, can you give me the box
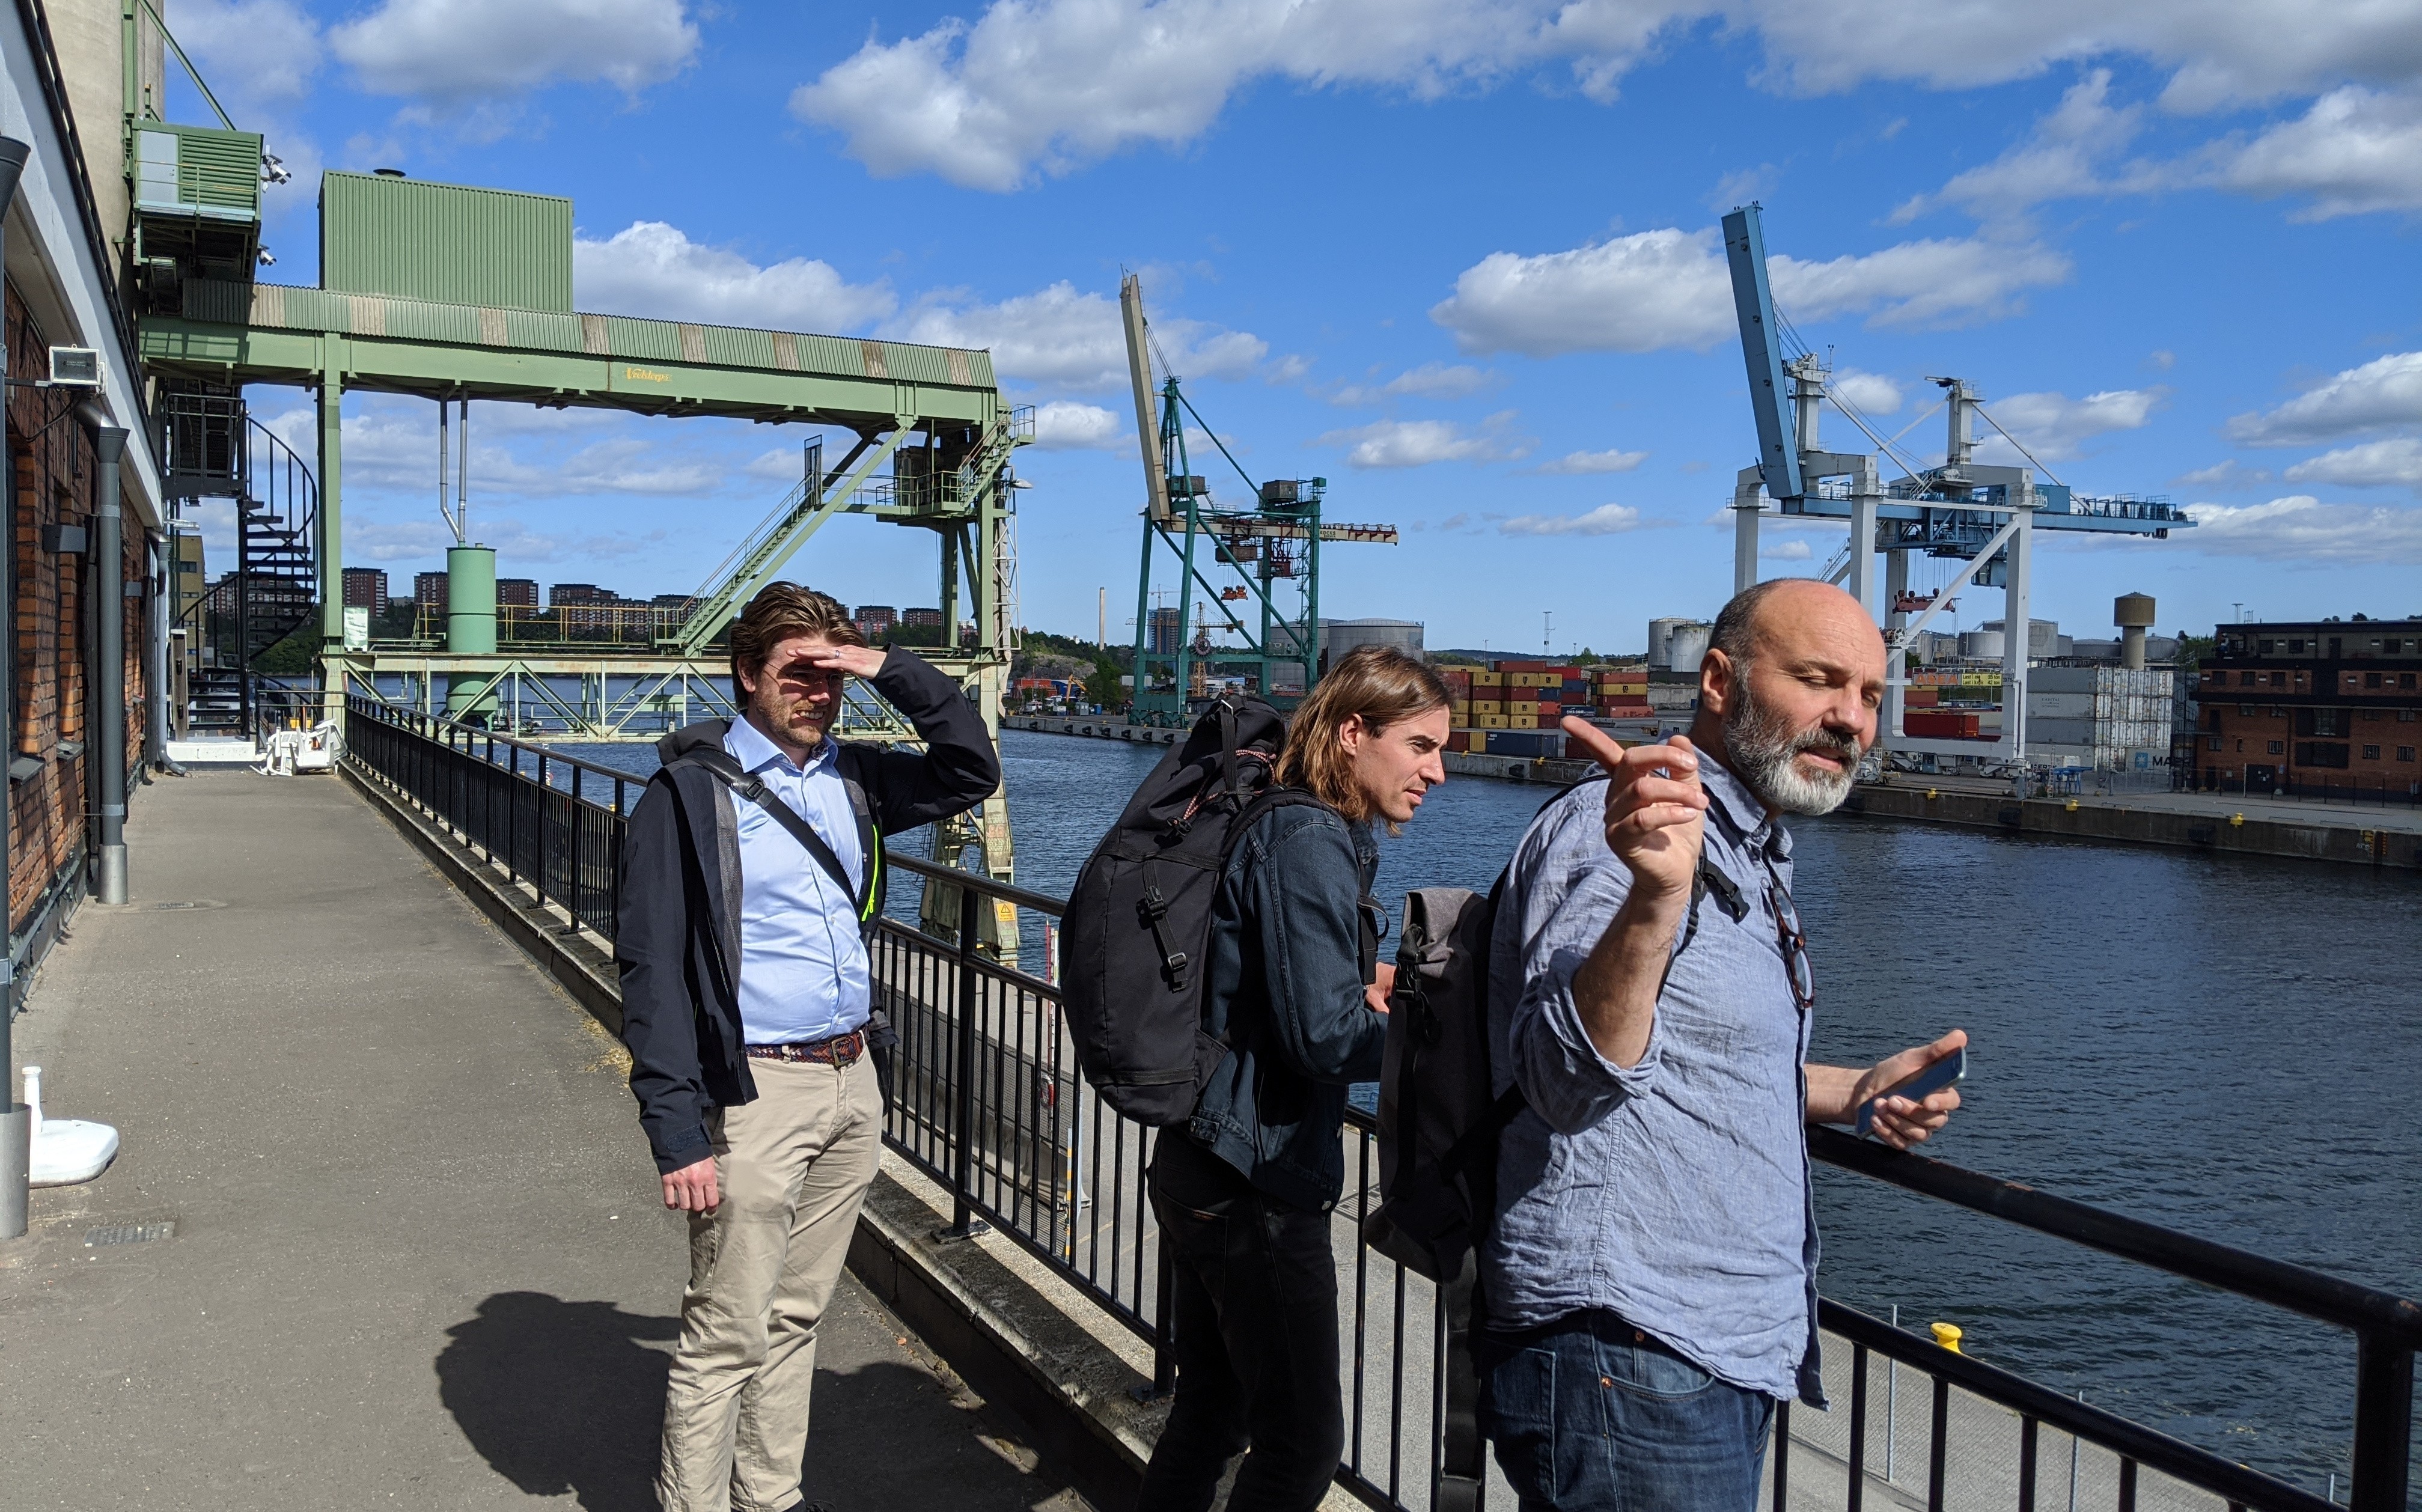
[1477,579,1965,1512]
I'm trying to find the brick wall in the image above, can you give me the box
[7,278,149,936]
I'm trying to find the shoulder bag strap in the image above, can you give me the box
[667,749,869,924]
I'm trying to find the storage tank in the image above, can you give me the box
[446,544,498,719]
[2115,591,2156,670]
[1647,617,1700,671]
[1317,618,1424,665]
[1959,629,2005,661]
[1667,623,1712,674]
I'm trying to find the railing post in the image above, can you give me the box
[936,882,989,1242]
[563,764,583,934]
[2349,1332,2414,1512]
[1151,1233,1175,1397]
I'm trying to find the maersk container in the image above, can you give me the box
[322,171,575,312]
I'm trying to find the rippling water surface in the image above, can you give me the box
[561,728,2422,1497]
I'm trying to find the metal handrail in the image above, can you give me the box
[1811,1126,2422,1347]
[340,696,2418,1512]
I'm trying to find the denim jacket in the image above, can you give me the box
[1182,801,1389,1212]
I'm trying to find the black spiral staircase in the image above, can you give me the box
[162,392,319,737]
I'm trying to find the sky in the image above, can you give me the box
[161,0,2422,655]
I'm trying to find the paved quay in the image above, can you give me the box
[0,769,1089,1512]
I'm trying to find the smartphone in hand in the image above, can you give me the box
[1855,1046,1966,1137]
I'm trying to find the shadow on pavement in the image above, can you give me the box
[438,1291,677,1512]
[439,1289,1088,1510]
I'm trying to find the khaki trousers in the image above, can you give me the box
[657,1052,883,1512]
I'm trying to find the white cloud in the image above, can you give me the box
[2284,437,2422,490]
[172,0,326,105]
[1830,368,1903,415]
[2173,460,2272,489]
[1030,401,1128,451]
[2182,495,2422,565]
[890,282,1266,389]
[789,0,1682,192]
[331,0,698,99]
[1893,70,2166,228]
[2227,352,2422,445]
[1331,362,1498,405]
[1532,447,1649,475]
[2218,86,2422,219]
[1430,226,2069,357]
[788,1,2422,191]
[1972,387,2164,462]
[1759,537,1813,560]
[1317,416,1528,469]
[573,222,896,332]
[1498,502,1643,536]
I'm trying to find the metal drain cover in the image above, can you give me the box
[85,1222,175,1247]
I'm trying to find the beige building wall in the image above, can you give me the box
[44,0,168,255]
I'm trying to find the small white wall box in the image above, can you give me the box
[46,346,101,388]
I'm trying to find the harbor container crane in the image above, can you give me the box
[1119,275,1396,725]
[1720,203,2193,778]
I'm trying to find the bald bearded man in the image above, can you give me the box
[1478,580,1969,1511]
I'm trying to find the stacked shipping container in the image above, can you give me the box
[1434,660,1653,757]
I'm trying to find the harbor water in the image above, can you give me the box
[561,727,2422,1498]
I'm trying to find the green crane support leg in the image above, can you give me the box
[316,346,344,725]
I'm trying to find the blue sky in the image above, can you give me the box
[168,0,2422,654]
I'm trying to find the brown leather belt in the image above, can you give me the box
[745,1029,867,1066]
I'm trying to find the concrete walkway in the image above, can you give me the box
[0,770,1087,1512]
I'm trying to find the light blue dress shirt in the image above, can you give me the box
[1483,758,1824,1404]
[722,716,870,1045]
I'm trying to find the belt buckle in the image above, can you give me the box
[829,1031,862,1066]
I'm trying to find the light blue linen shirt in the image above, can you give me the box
[723,716,870,1045]
[1483,758,1824,1404]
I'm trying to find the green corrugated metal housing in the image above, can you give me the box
[320,171,574,313]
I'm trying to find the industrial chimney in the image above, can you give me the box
[2115,592,2156,669]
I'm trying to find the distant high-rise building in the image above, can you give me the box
[342,566,389,613]
[495,577,539,609]
[550,582,611,608]
[1148,606,1182,656]
[414,571,448,608]
[901,607,944,629]
[855,605,897,638]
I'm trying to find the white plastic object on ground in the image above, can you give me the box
[258,721,343,777]
[23,1066,120,1187]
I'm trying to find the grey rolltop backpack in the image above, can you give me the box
[1060,697,1328,1126]
[1362,883,1526,1512]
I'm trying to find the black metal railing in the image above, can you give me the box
[341,696,2420,1512]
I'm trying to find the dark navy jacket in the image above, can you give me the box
[614,648,998,1175]
[1182,802,1389,1211]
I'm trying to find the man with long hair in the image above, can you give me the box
[1479,579,1965,1510]
[1138,644,1451,1512]
[617,584,998,1512]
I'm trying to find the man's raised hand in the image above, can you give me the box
[1560,717,1708,901]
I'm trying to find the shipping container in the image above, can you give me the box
[1472,669,1504,687]
[1906,710,1983,738]
[1445,731,1472,753]
[1471,700,1504,716]
[1508,715,1539,730]
[1481,715,1509,730]
[1903,689,1939,707]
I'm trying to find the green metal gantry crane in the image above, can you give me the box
[1118,275,1395,725]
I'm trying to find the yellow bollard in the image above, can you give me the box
[2064,799,2079,812]
[1931,1322,1963,1353]
[2230,812,2245,827]
[1924,788,1938,799]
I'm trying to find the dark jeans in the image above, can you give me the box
[1135,1132,1344,1512]
[1477,1309,1776,1512]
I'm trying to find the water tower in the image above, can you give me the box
[2115,592,2156,669]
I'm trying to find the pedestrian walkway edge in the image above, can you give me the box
[337,760,1158,1508]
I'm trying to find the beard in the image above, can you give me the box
[1724,669,1865,816]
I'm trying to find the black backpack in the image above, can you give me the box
[1061,697,1329,1126]
[1363,774,1742,1512]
